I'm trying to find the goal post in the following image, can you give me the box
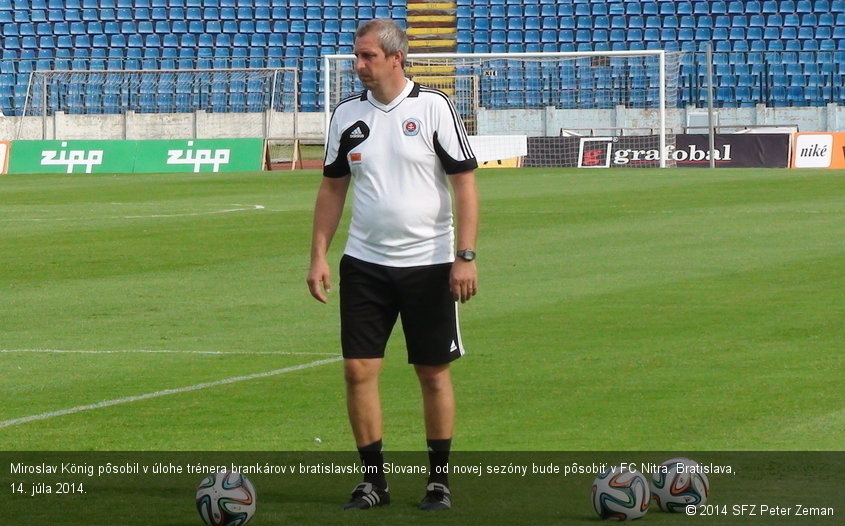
[323,50,682,168]
[18,67,299,141]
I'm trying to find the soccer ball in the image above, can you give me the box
[195,471,256,526]
[650,457,711,512]
[592,467,651,521]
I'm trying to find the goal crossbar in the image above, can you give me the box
[323,50,675,168]
[19,67,299,141]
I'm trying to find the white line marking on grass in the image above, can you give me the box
[0,356,342,430]
[0,349,338,356]
[1,204,265,222]
[120,204,265,219]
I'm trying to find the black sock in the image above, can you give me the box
[358,439,387,489]
[426,438,452,486]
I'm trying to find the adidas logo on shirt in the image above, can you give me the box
[349,127,365,139]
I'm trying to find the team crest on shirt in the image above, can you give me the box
[403,118,422,136]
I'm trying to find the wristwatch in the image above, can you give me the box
[456,249,476,262]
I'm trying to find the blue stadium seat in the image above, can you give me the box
[784,13,800,27]
[782,27,798,40]
[609,28,625,42]
[659,2,675,15]
[574,3,590,17]
[552,28,570,43]
[716,87,733,106]
[676,1,693,15]
[678,27,694,41]
[814,0,831,12]
[219,7,236,20]
[728,1,745,14]
[818,12,834,26]
[762,25,779,40]
[745,0,762,13]
[679,15,696,28]
[660,28,676,41]
[787,85,805,105]
[593,15,609,29]
[747,25,763,40]
[575,15,592,29]
[642,2,658,16]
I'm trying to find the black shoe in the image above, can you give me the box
[419,482,452,511]
[343,482,390,510]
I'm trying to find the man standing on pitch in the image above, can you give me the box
[307,19,479,511]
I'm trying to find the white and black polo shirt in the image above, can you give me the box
[324,79,477,268]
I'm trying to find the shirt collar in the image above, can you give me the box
[367,78,414,112]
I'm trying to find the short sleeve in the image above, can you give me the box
[322,111,348,178]
[432,94,478,174]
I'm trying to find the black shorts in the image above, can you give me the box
[339,255,465,365]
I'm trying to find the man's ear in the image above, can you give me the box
[394,50,405,69]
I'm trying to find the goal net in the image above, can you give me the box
[18,67,299,141]
[324,51,682,168]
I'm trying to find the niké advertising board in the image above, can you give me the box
[7,139,264,175]
[791,133,845,169]
[523,134,790,169]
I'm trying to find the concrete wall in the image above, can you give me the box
[477,104,845,136]
[2,105,844,142]
[1,111,325,141]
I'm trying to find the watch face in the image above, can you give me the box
[458,250,476,261]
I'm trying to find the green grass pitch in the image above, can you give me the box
[1,168,843,524]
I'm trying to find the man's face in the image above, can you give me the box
[353,31,401,91]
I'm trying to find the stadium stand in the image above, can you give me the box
[0,0,844,115]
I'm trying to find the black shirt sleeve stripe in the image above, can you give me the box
[418,87,476,163]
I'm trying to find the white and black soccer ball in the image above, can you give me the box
[650,457,710,512]
[196,471,256,526]
[592,467,651,521]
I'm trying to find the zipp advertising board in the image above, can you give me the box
[7,139,264,174]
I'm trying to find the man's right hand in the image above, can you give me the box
[307,259,332,304]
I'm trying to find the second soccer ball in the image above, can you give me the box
[592,466,651,521]
[196,471,257,526]
[650,457,711,512]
